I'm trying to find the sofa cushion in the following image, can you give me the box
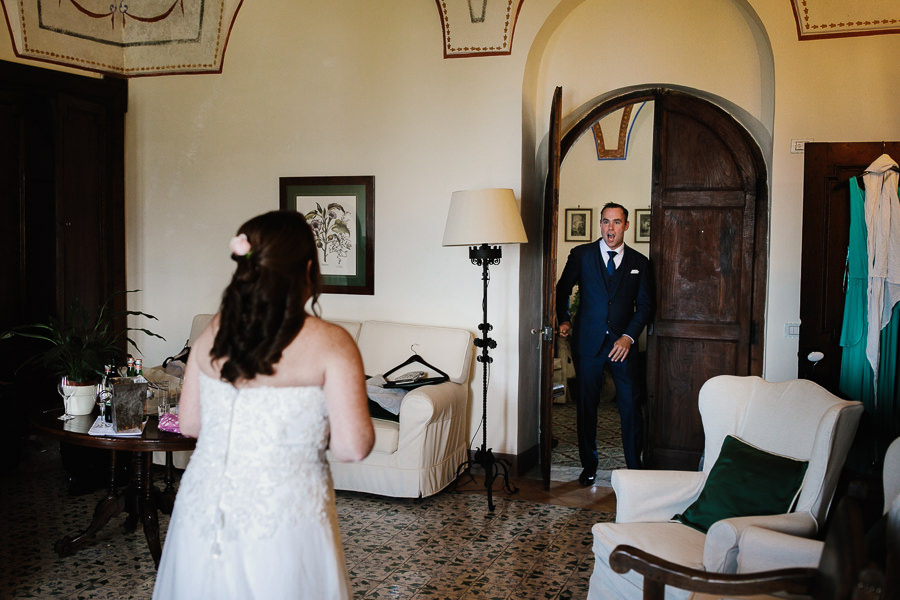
[371,418,399,454]
[673,434,809,533]
[356,320,473,384]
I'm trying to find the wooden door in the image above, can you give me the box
[799,142,900,391]
[0,90,24,382]
[539,87,562,490]
[0,60,127,382]
[644,92,767,470]
[56,93,119,317]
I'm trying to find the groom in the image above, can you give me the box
[556,202,655,483]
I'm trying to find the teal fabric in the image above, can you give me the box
[840,177,875,404]
[839,178,900,462]
[673,435,809,533]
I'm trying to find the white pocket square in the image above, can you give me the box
[630,269,639,274]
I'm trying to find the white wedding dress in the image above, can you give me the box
[153,372,350,599]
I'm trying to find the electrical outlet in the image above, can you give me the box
[790,139,813,154]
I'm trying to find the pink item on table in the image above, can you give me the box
[158,413,182,434]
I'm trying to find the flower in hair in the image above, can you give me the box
[229,233,252,257]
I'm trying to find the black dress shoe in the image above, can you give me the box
[578,469,597,486]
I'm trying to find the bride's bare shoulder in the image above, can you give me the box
[293,316,359,355]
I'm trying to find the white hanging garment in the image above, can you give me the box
[864,153,900,392]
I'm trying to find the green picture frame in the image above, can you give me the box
[279,175,375,295]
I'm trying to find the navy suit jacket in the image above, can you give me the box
[556,242,655,359]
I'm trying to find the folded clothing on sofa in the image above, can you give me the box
[366,375,407,418]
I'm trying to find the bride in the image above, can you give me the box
[153,210,374,599]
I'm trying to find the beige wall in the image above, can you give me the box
[4,0,900,457]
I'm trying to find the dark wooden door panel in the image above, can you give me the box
[0,60,126,381]
[57,94,110,317]
[0,93,24,381]
[651,337,737,467]
[646,92,766,470]
[539,86,562,490]
[657,206,746,324]
[799,142,900,391]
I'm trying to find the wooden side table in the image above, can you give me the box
[30,409,197,567]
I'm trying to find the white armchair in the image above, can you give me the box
[735,435,900,574]
[589,375,864,600]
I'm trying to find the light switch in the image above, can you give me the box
[790,139,813,154]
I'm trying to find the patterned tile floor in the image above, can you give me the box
[0,434,614,599]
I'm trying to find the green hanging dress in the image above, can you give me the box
[840,177,900,461]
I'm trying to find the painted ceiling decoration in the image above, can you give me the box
[435,0,524,58]
[1,0,243,76]
[791,0,900,40]
[592,103,645,161]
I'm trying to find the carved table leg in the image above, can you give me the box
[124,450,141,532]
[54,449,125,557]
[159,451,176,514]
[138,451,163,567]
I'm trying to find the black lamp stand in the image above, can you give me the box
[455,243,518,511]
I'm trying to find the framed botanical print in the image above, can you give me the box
[279,175,375,295]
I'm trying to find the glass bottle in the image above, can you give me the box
[103,366,114,424]
[134,359,147,383]
[126,357,136,377]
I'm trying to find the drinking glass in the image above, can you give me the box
[56,377,76,421]
[154,381,170,415]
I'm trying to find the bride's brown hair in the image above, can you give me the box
[211,210,322,384]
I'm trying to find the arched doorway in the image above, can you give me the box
[537,87,768,487]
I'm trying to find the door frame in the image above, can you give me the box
[538,87,768,481]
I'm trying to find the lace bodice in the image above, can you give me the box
[172,372,333,548]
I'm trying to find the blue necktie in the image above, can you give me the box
[607,250,616,275]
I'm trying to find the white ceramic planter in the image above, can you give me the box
[63,383,97,415]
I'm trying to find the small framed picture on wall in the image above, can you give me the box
[565,208,592,242]
[634,208,651,243]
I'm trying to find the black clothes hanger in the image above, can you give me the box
[382,345,450,389]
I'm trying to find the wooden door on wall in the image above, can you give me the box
[538,86,562,490]
[0,60,127,384]
[798,142,900,391]
[644,92,767,470]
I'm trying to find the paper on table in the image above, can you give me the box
[88,416,146,437]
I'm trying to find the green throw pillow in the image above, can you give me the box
[673,434,809,533]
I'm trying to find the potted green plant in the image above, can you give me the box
[1,290,165,415]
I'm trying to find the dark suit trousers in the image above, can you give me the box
[575,335,644,471]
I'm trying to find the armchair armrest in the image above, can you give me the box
[735,526,824,573]
[396,381,465,450]
[609,544,815,600]
[613,469,706,523]
[704,511,818,573]
[610,495,873,600]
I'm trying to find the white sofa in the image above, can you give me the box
[153,316,474,499]
[327,319,474,499]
